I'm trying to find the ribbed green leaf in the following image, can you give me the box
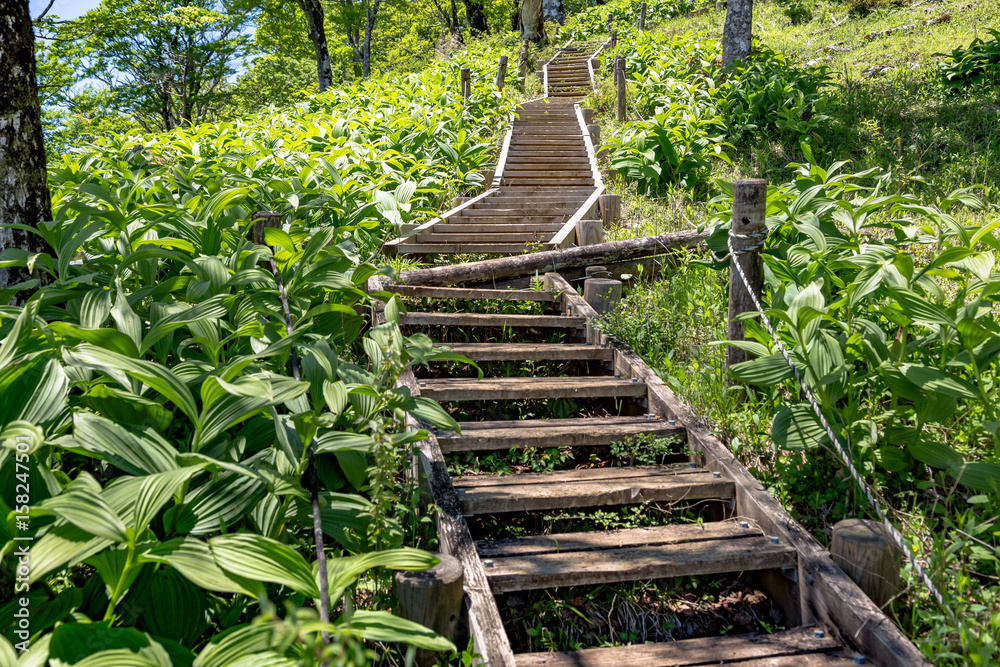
[86,548,143,604]
[141,295,229,354]
[956,462,1000,494]
[907,439,964,471]
[728,352,795,385]
[49,622,173,666]
[79,384,173,433]
[18,358,69,425]
[771,403,828,450]
[193,624,278,667]
[194,376,308,450]
[342,610,456,652]
[140,537,255,596]
[27,524,111,585]
[39,473,128,542]
[63,344,198,421]
[132,467,205,534]
[67,412,178,475]
[48,321,140,358]
[404,395,459,432]
[210,533,320,597]
[899,363,980,399]
[325,548,438,600]
[137,567,209,647]
[112,282,144,350]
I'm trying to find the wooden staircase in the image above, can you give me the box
[384,41,609,257]
[372,274,924,667]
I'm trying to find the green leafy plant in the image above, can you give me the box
[935,29,1000,93]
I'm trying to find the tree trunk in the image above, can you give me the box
[297,0,333,91]
[520,0,545,43]
[463,0,489,33]
[450,0,460,34]
[360,1,383,79]
[542,0,564,23]
[721,0,753,66]
[0,0,53,302]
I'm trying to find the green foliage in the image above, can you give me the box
[562,0,699,41]
[610,433,684,465]
[704,153,1000,662]
[935,29,1000,93]
[599,32,832,193]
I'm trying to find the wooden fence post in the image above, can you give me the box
[832,519,901,609]
[586,265,610,279]
[575,218,604,246]
[615,57,626,121]
[610,30,617,50]
[587,123,601,148]
[598,194,621,227]
[519,40,529,83]
[251,210,280,246]
[725,178,767,371]
[460,68,471,100]
[581,107,596,125]
[584,277,622,315]
[395,553,465,667]
[640,1,647,29]
[496,55,508,91]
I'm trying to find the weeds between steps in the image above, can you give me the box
[499,576,784,653]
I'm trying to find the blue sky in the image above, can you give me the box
[31,0,102,19]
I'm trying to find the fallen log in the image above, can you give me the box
[394,229,707,286]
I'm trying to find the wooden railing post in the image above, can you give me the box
[598,194,621,227]
[581,107,595,125]
[640,1,647,29]
[587,123,601,148]
[832,519,901,609]
[496,55,508,91]
[251,210,280,246]
[610,30,617,50]
[584,276,622,315]
[615,57,626,121]
[395,553,465,667]
[460,68,471,100]
[725,178,767,371]
[575,218,604,246]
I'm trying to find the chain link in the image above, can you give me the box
[726,232,952,615]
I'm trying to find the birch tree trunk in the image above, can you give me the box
[0,0,53,302]
[520,0,546,43]
[297,0,333,91]
[721,0,753,67]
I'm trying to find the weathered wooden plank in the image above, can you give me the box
[418,376,646,401]
[401,312,585,328]
[416,233,554,244]
[438,416,685,452]
[482,531,796,593]
[434,342,611,361]
[394,243,541,254]
[477,520,760,558]
[455,467,735,514]
[427,224,566,234]
[513,627,841,667]
[386,285,556,302]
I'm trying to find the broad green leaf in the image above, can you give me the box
[899,364,980,400]
[324,548,437,601]
[39,473,127,542]
[132,467,206,534]
[771,403,828,450]
[907,439,964,471]
[140,537,255,596]
[193,624,278,667]
[209,533,320,597]
[728,353,794,385]
[63,344,198,421]
[66,412,178,475]
[955,462,1000,494]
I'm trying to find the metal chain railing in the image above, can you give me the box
[718,228,952,615]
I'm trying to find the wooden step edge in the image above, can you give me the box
[513,626,843,667]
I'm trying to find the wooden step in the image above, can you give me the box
[418,376,645,402]
[477,520,796,593]
[454,464,733,514]
[438,415,684,452]
[416,233,553,244]
[434,342,612,362]
[501,178,595,187]
[514,627,844,667]
[503,170,594,178]
[388,285,556,302]
[394,243,545,255]
[459,209,577,217]
[402,312,585,329]
[431,224,566,233]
